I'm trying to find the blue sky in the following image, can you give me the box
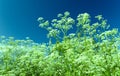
[0,0,120,43]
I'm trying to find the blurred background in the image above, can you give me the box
[0,0,120,43]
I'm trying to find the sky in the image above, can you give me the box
[0,0,120,43]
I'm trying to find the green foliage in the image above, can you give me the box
[0,11,120,76]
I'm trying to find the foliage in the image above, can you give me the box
[0,11,120,76]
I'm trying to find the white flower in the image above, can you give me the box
[52,19,57,23]
[47,29,60,38]
[47,27,52,31]
[95,15,103,20]
[67,17,75,24]
[39,20,49,28]
[37,17,44,22]
[64,11,70,17]
[57,13,63,18]
[83,13,90,19]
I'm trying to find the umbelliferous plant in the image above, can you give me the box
[0,11,120,76]
[37,11,120,75]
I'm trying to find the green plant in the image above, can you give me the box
[37,11,120,76]
[0,11,120,76]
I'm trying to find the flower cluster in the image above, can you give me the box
[38,11,75,42]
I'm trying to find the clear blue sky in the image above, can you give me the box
[0,0,120,43]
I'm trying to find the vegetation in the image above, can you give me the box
[0,11,120,76]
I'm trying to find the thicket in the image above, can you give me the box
[0,11,120,76]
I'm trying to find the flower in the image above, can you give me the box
[95,15,103,21]
[64,11,70,17]
[47,29,60,38]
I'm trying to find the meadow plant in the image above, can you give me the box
[0,11,120,76]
